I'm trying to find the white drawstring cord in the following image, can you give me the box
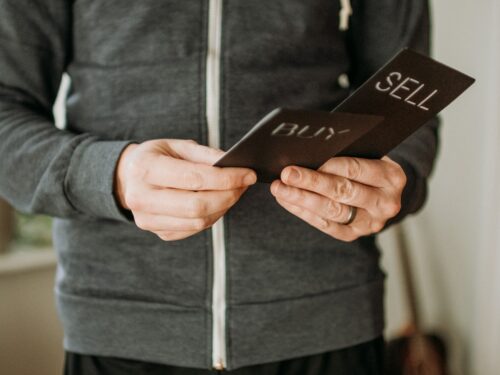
[339,0,352,31]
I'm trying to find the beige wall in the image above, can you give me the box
[382,1,500,375]
[0,254,63,375]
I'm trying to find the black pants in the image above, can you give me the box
[64,337,384,375]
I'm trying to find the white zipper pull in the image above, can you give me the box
[339,0,352,31]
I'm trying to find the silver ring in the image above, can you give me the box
[341,206,357,225]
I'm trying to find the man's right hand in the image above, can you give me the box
[115,139,257,241]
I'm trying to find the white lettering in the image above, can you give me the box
[297,126,325,139]
[375,72,402,92]
[405,82,424,106]
[325,127,336,140]
[270,123,351,141]
[390,77,419,100]
[417,89,439,111]
[271,123,298,136]
[375,72,438,112]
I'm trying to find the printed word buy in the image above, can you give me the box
[271,123,351,141]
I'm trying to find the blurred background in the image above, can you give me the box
[382,0,500,374]
[0,1,499,374]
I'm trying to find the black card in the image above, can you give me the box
[214,49,475,182]
[335,48,475,158]
[214,110,382,182]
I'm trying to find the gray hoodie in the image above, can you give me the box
[0,0,438,370]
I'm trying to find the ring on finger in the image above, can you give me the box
[340,205,357,225]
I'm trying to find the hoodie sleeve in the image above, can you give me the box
[346,0,440,222]
[0,0,132,221]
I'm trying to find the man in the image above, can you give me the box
[0,0,438,374]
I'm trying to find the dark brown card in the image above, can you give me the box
[335,48,475,157]
[214,49,475,182]
[214,110,382,182]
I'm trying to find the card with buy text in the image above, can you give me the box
[214,49,475,182]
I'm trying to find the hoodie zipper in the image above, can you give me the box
[206,0,226,370]
[204,1,350,370]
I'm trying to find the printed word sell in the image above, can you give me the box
[375,72,438,111]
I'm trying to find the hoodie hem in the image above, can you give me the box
[57,278,383,370]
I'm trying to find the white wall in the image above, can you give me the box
[382,1,500,375]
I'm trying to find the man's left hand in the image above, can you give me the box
[270,156,407,242]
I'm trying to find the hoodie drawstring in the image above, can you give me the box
[339,0,352,31]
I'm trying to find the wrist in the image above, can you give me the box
[114,143,139,210]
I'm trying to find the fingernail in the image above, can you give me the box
[244,173,257,185]
[285,168,300,183]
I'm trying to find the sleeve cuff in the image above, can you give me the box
[64,139,136,223]
[385,154,427,226]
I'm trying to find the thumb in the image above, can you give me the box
[166,139,225,165]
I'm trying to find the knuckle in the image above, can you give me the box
[387,165,407,188]
[220,173,237,190]
[345,158,362,180]
[288,187,304,203]
[219,190,241,211]
[158,231,192,241]
[213,193,228,212]
[370,220,385,233]
[318,218,330,230]
[392,171,407,189]
[193,217,211,231]
[128,159,149,183]
[333,178,356,202]
[227,189,242,206]
[187,198,208,217]
[341,233,358,243]
[182,170,204,190]
[385,200,402,217]
[290,203,303,215]
[134,215,149,230]
[125,190,143,211]
[325,157,336,167]
[157,232,174,241]
[325,200,342,220]
[318,158,335,172]
[306,171,321,189]
[374,195,384,213]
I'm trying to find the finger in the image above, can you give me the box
[318,157,406,189]
[126,186,246,218]
[275,198,361,242]
[164,139,225,165]
[270,180,352,223]
[275,193,375,230]
[280,167,379,210]
[134,209,225,232]
[156,230,199,241]
[275,197,383,241]
[143,155,256,190]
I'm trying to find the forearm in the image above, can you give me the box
[0,0,134,221]
[0,94,132,220]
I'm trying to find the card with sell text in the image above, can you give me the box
[334,48,475,158]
